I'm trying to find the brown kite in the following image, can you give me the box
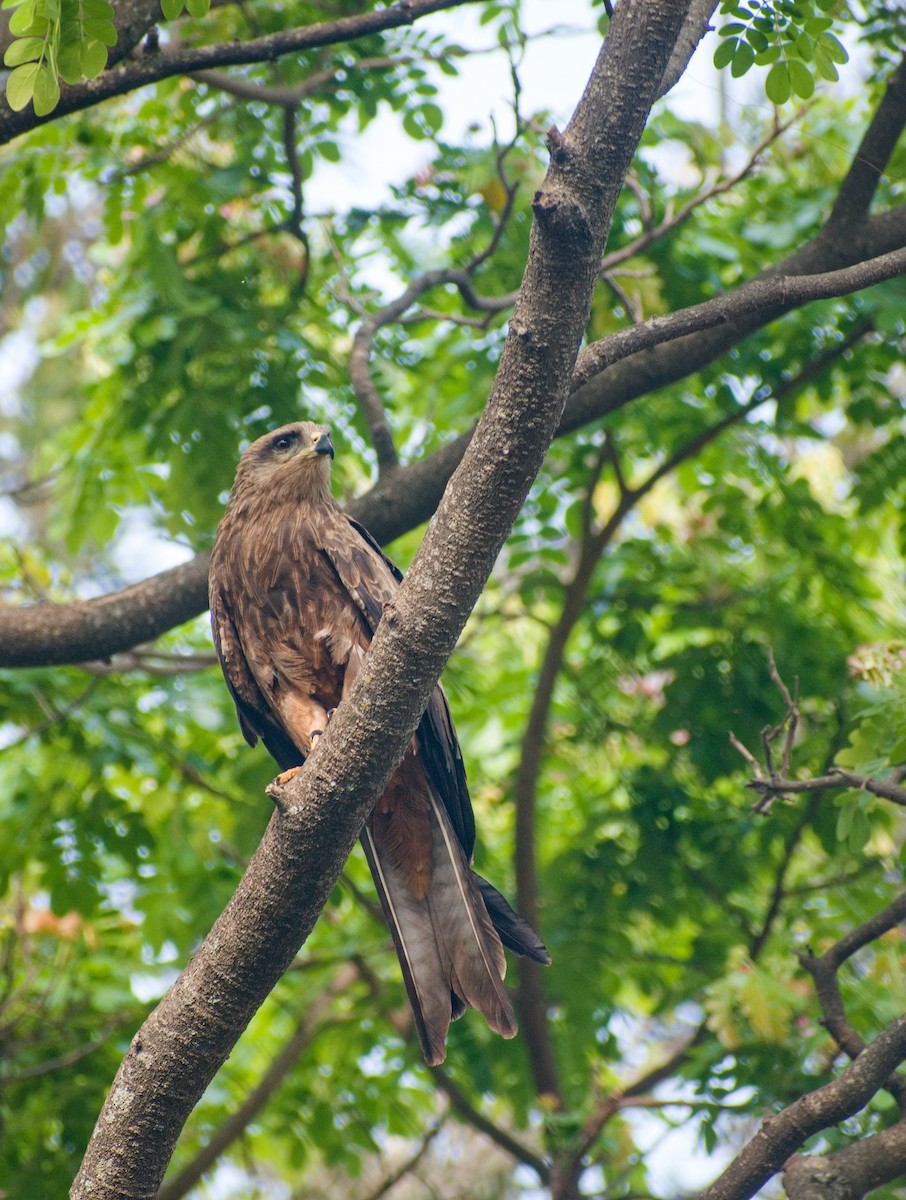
[209,420,549,1065]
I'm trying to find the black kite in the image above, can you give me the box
[209,420,549,1064]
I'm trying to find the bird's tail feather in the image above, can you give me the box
[361,794,518,1066]
[474,875,551,964]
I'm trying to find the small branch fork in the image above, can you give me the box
[344,128,521,475]
[798,892,906,1109]
[730,650,906,814]
[697,902,906,1200]
[782,893,906,1200]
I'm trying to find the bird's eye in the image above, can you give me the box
[272,432,298,452]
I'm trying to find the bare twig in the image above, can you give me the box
[430,1067,549,1183]
[363,1120,446,1200]
[731,649,906,813]
[599,110,800,273]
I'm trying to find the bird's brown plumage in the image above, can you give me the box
[210,420,549,1064]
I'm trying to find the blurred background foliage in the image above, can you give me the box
[2,1,906,1197]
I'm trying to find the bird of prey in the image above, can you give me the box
[209,420,549,1065]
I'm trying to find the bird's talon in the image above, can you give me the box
[274,765,302,787]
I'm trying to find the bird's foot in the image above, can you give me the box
[266,765,302,813]
[274,765,303,787]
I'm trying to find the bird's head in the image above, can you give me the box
[232,421,335,503]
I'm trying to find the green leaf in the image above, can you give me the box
[184,0,210,16]
[32,60,60,114]
[813,44,839,81]
[731,40,755,77]
[9,3,45,34]
[56,38,81,80]
[57,35,106,82]
[79,0,115,17]
[794,32,814,61]
[80,38,107,77]
[818,32,848,64]
[788,58,815,98]
[765,60,791,103]
[159,0,184,18]
[5,59,40,109]
[3,35,44,66]
[402,107,427,140]
[419,102,443,135]
[714,36,738,69]
[82,18,116,44]
[754,44,781,65]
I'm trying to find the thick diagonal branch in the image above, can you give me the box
[5,233,901,672]
[69,5,694,1196]
[697,1014,906,1200]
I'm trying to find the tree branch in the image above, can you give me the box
[783,1112,906,1200]
[573,246,906,390]
[0,0,482,146]
[824,54,906,234]
[69,5,694,1195]
[696,1014,906,1200]
[158,965,359,1200]
[7,126,905,668]
[797,891,906,1108]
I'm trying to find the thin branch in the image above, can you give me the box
[347,263,518,475]
[0,1018,128,1085]
[729,648,906,813]
[112,100,240,179]
[747,769,906,810]
[748,790,822,961]
[430,1067,550,1183]
[190,52,448,107]
[363,1120,446,1200]
[798,892,906,1109]
[282,105,305,240]
[573,246,906,391]
[600,109,799,272]
[0,678,102,753]
[0,0,483,146]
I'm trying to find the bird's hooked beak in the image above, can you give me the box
[315,431,335,460]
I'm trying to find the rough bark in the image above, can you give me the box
[784,1118,906,1200]
[69,2,693,1196]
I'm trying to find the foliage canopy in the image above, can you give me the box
[2,2,906,1197]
